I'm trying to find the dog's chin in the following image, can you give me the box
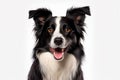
[50,47,67,61]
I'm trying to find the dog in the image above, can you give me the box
[28,6,91,80]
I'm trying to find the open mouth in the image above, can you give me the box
[50,47,66,60]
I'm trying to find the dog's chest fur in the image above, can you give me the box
[37,52,78,80]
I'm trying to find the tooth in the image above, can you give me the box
[62,49,64,52]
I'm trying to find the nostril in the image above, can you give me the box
[54,37,63,45]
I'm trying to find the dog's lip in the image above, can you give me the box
[50,47,66,52]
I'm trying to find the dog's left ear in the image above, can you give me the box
[29,8,52,25]
[66,6,91,25]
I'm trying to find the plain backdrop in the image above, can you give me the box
[0,0,120,80]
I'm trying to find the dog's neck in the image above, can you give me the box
[37,52,78,80]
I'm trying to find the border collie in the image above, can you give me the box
[28,6,91,80]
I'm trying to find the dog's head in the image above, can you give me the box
[29,6,91,60]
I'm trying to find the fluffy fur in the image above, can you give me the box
[28,6,91,80]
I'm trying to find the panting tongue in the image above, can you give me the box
[53,51,63,60]
[50,48,64,60]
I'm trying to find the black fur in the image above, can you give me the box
[28,6,91,80]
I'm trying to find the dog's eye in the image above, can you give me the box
[65,28,71,33]
[47,28,54,33]
[63,24,71,32]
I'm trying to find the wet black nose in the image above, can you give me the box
[54,37,63,45]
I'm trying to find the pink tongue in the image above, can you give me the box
[53,52,63,60]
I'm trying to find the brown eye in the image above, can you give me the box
[48,28,54,33]
[65,28,71,33]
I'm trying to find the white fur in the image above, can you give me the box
[49,17,67,48]
[37,52,78,80]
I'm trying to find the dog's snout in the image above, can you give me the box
[54,37,63,45]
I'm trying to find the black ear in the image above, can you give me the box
[79,6,91,16]
[29,8,52,25]
[29,10,37,19]
[66,6,91,25]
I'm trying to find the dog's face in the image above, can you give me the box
[29,7,91,60]
[41,17,78,60]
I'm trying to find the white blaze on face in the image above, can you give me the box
[50,17,66,48]
[54,17,61,36]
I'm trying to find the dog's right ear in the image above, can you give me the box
[66,6,91,25]
[29,8,52,25]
